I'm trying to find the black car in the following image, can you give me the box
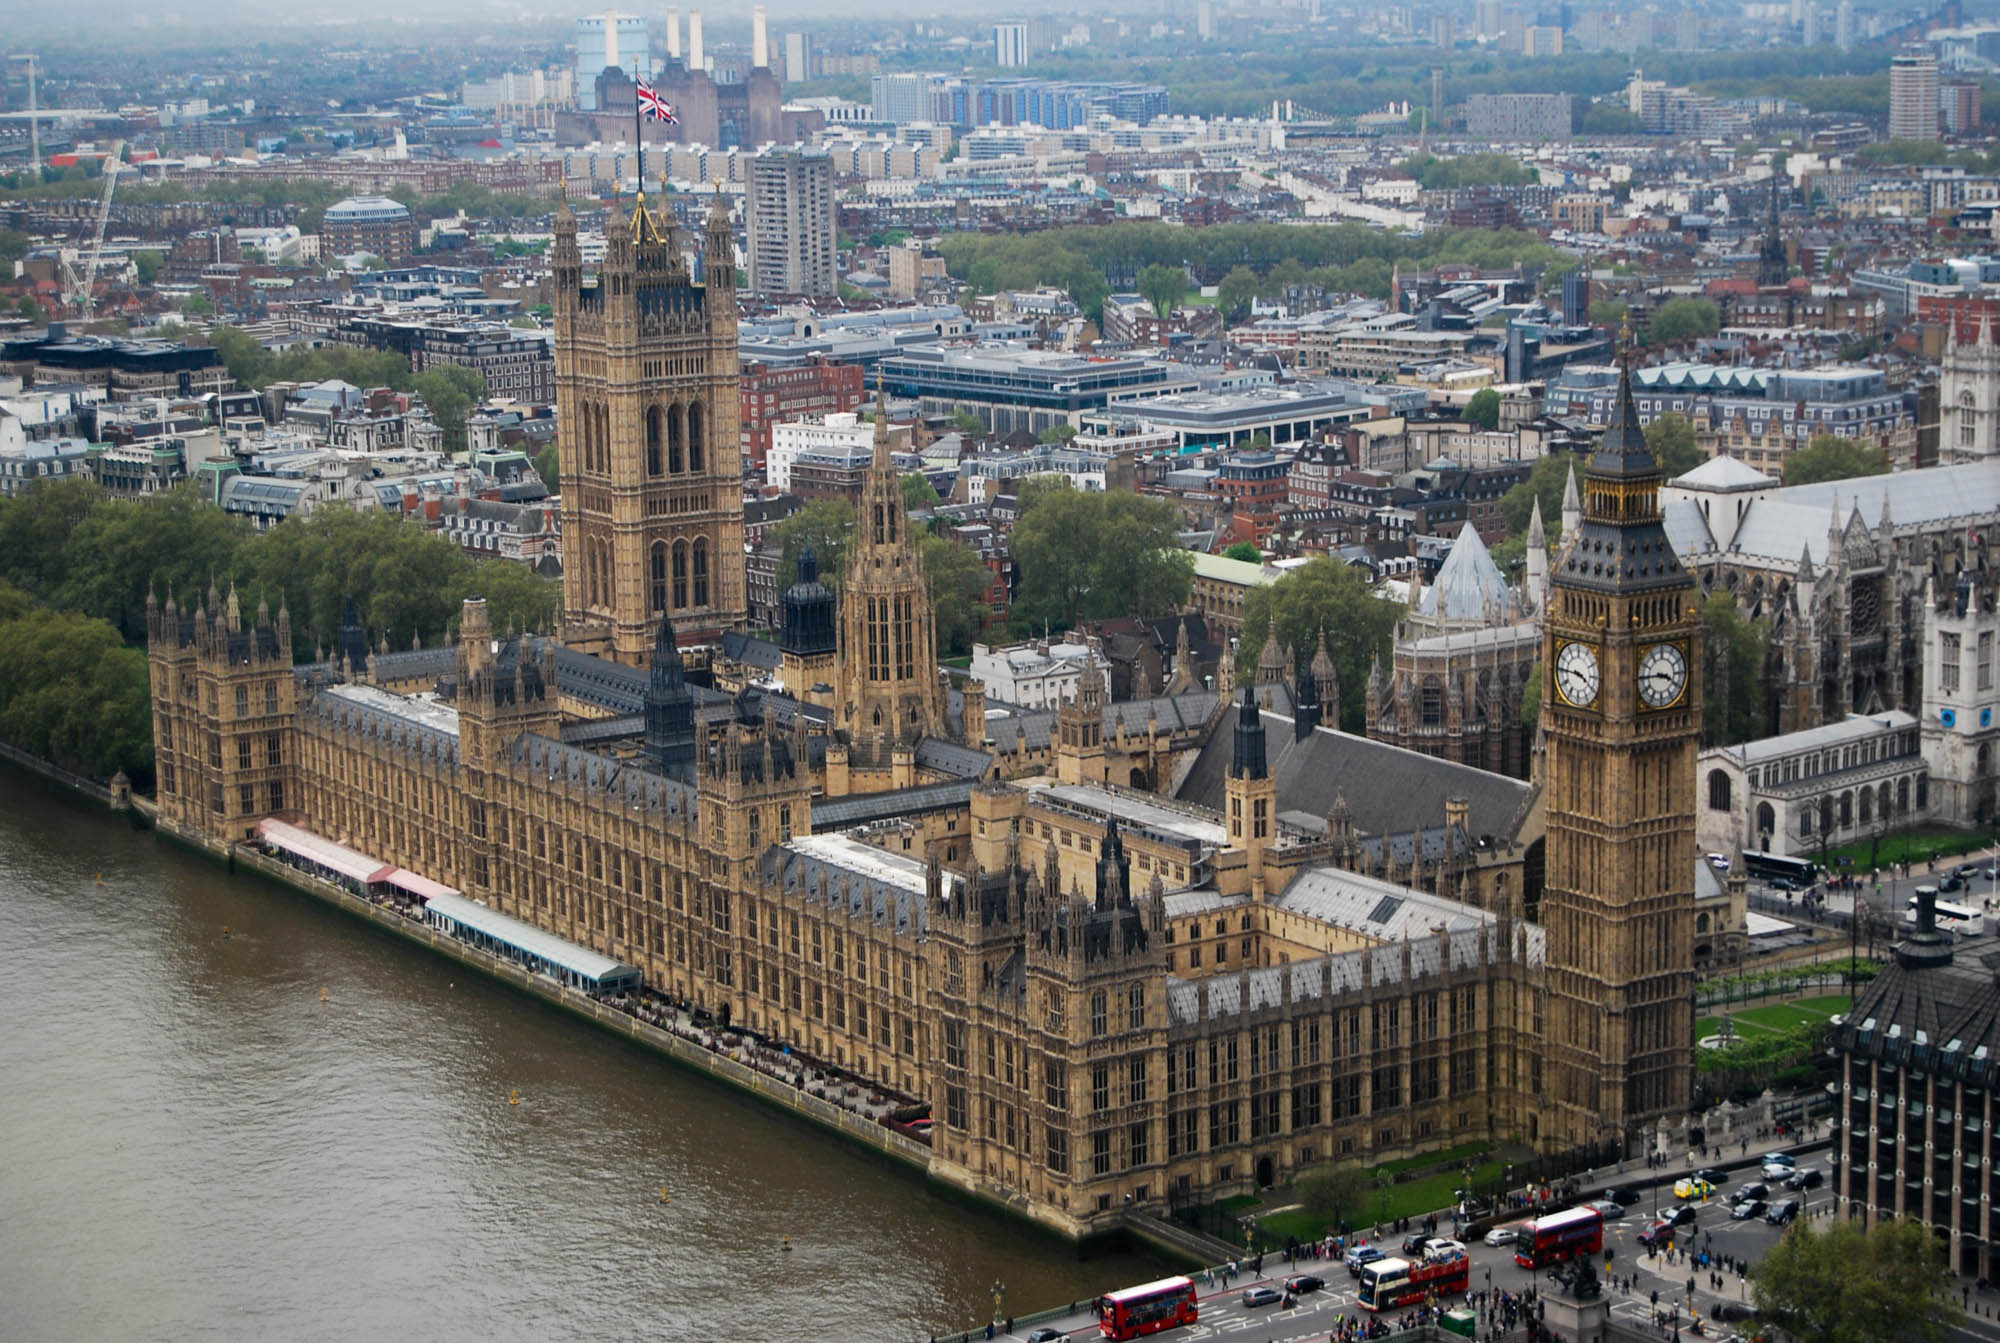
[1769,876,1799,891]
[1402,1231,1432,1255]
[1733,1181,1770,1202]
[1025,1331,1068,1343]
[1692,1168,1730,1187]
[1941,874,1967,893]
[1604,1185,1647,1208]
[1284,1274,1325,1295]
[1663,1205,1700,1227]
[1714,1301,1761,1324]
[1765,1199,1801,1226]
[1787,1168,1824,1191]
[1730,1199,1766,1221]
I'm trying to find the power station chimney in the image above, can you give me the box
[753,4,769,69]
[689,10,705,73]
[666,6,681,61]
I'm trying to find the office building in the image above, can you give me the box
[784,32,811,83]
[994,22,1029,68]
[575,10,651,112]
[746,149,836,298]
[1890,47,1940,141]
[872,73,936,124]
[322,196,417,267]
[1944,83,1982,135]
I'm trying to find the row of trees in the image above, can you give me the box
[1008,482,1194,634]
[0,479,558,663]
[934,220,1582,324]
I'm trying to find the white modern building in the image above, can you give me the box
[766,412,876,492]
[994,22,1029,68]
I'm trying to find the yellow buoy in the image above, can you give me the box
[509,1089,521,1106]
[95,873,103,885]
[660,1185,671,1203]
[781,1236,792,1252]
[320,987,330,1003]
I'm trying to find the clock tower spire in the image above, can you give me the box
[1540,341,1702,1154]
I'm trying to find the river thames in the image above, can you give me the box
[0,769,1159,1342]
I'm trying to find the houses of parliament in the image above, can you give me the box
[144,195,1704,1238]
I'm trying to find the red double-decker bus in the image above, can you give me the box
[1097,1275,1199,1340]
[1358,1250,1471,1311]
[1513,1206,1604,1270]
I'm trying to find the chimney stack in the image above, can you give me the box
[752,4,769,69]
[666,6,681,61]
[689,10,705,73]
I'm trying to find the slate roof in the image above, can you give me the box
[1834,940,2000,1089]
[916,737,995,778]
[1176,715,1534,843]
[969,686,1226,756]
[508,733,698,818]
[1164,921,1543,1027]
[811,780,977,830]
[723,630,783,671]
[302,684,460,766]
[758,834,944,938]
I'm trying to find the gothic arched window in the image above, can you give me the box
[650,541,668,613]
[692,537,710,608]
[1707,769,1732,812]
[645,405,664,477]
[668,403,685,474]
[672,541,689,608]
[1963,390,1978,448]
[687,401,706,473]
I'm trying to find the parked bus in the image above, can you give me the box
[1097,1275,1199,1340]
[1358,1249,1471,1311]
[1907,889,1986,937]
[1742,851,1818,887]
[1513,1206,1604,1270]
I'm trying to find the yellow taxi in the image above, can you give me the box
[1673,1177,1714,1201]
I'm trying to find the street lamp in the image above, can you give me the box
[992,1279,1005,1328]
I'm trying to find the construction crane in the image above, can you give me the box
[9,54,39,171]
[61,138,123,326]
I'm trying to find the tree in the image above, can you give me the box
[1216,264,1262,319]
[921,534,992,657]
[1751,1217,1959,1343]
[770,499,857,594]
[532,445,561,492]
[1237,558,1400,732]
[900,472,941,517]
[132,249,163,286]
[1591,297,1627,328]
[1223,541,1263,563]
[1464,387,1501,431]
[950,409,987,437]
[413,366,488,455]
[1647,296,1720,344]
[1782,433,1890,487]
[1643,411,1703,479]
[1037,423,1077,444]
[209,326,274,388]
[1295,1163,1372,1234]
[1498,452,1580,541]
[0,582,153,778]
[1702,592,1769,747]
[1137,262,1188,319]
[1011,485,1192,630]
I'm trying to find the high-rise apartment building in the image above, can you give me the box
[575,10,650,112]
[871,72,935,124]
[1464,92,1572,141]
[747,149,836,298]
[784,31,811,83]
[1944,83,1982,135]
[1890,47,1940,141]
[1835,0,1855,48]
[994,22,1029,68]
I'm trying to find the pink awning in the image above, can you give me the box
[257,818,393,885]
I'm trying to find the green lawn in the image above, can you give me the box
[1697,995,1849,1042]
[1376,1141,1492,1177]
[1818,828,1994,871]
[1246,1159,1509,1247]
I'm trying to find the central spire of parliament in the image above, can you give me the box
[835,387,944,769]
[552,188,747,665]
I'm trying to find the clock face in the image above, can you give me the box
[1555,641,1600,709]
[1639,642,1690,709]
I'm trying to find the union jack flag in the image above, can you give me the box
[636,79,678,124]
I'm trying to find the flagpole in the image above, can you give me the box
[634,74,643,206]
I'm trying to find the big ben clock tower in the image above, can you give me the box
[1540,347,1701,1153]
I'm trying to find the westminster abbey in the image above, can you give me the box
[146,205,1699,1237]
